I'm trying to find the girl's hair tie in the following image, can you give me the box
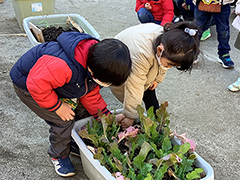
[184,28,198,36]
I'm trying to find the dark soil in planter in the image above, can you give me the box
[42,26,79,42]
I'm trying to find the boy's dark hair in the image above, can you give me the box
[153,21,200,72]
[87,38,132,86]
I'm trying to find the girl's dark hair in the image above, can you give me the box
[87,38,132,86]
[153,21,200,72]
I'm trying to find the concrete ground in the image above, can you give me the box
[0,0,239,180]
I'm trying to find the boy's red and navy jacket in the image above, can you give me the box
[135,0,174,26]
[10,31,110,119]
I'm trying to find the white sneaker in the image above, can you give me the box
[228,78,240,92]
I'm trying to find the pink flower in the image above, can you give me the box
[117,126,139,143]
[174,130,196,153]
[115,172,125,180]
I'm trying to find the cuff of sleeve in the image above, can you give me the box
[48,99,62,112]
[92,107,111,119]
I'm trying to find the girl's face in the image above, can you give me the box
[160,57,175,69]
[156,43,179,69]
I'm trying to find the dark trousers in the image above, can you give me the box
[137,8,161,25]
[13,84,89,158]
[143,88,159,114]
[194,4,231,57]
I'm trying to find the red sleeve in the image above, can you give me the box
[160,0,174,26]
[26,55,72,111]
[135,0,146,12]
[79,85,110,119]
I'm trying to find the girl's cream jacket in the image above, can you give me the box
[110,23,168,119]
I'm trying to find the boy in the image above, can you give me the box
[10,31,131,177]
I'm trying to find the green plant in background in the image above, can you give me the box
[78,102,204,180]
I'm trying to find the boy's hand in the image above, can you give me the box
[55,102,75,121]
[121,117,135,130]
[145,3,152,10]
[149,81,158,90]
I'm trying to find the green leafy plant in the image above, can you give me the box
[78,102,205,180]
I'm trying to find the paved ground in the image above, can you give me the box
[0,0,239,180]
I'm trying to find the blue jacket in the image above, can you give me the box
[10,32,110,117]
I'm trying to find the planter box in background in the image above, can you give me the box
[23,14,100,46]
[71,110,214,180]
[12,0,55,31]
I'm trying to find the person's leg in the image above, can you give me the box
[137,7,156,23]
[194,4,212,38]
[70,102,91,156]
[213,5,231,57]
[143,88,159,114]
[13,84,75,176]
[213,4,234,68]
[173,0,182,17]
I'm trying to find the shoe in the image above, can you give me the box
[200,28,211,41]
[70,139,80,157]
[51,156,75,177]
[173,16,183,23]
[193,59,199,64]
[228,78,240,92]
[217,54,234,69]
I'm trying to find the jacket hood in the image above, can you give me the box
[57,31,99,65]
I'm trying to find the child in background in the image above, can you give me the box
[228,1,240,91]
[110,22,200,129]
[176,0,214,41]
[193,0,235,69]
[135,0,174,26]
[10,31,131,177]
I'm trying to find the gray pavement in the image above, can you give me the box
[0,0,239,179]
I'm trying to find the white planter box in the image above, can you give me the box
[71,109,214,180]
[23,14,100,46]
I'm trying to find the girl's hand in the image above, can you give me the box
[145,3,152,10]
[149,81,158,90]
[115,113,126,124]
[55,102,75,121]
[121,117,135,130]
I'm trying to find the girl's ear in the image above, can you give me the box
[157,43,164,56]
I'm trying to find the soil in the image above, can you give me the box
[41,26,79,42]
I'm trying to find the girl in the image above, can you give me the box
[111,22,200,129]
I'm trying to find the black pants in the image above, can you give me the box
[13,84,90,158]
[143,88,159,115]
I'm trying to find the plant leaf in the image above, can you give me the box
[110,142,124,161]
[143,117,154,138]
[154,164,169,180]
[144,173,153,180]
[78,129,99,147]
[174,130,196,153]
[133,142,152,169]
[93,147,105,164]
[186,168,203,180]
[118,126,139,143]
[162,136,172,153]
